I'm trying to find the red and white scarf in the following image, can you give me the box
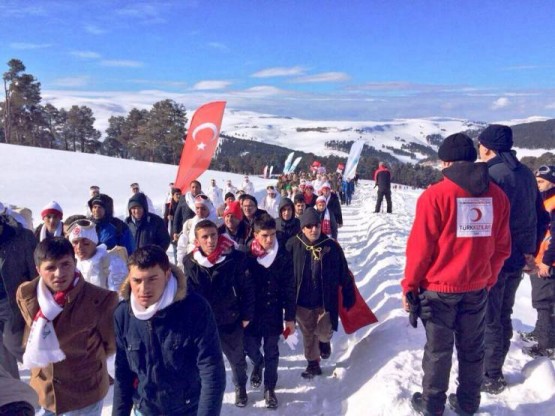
[193,234,235,268]
[321,209,332,236]
[250,238,279,268]
[22,273,80,369]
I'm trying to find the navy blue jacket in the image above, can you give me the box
[112,267,225,416]
[487,156,540,271]
[126,193,171,251]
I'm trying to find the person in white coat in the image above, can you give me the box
[224,179,238,196]
[207,179,224,208]
[260,186,281,218]
[241,176,255,196]
[67,219,128,292]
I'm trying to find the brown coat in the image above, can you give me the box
[16,276,118,414]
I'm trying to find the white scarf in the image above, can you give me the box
[257,239,279,268]
[193,250,226,268]
[185,192,196,211]
[39,221,63,242]
[22,275,79,369]
[130,274,178,320]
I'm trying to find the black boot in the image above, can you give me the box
[235,385,248,407]
[480,374,507,394]
[319,341,331,359]
[301,360,322,379]
[264,388,278,409]
[410,392,443,416]
[250,362,264,388]
[448,394,475,416]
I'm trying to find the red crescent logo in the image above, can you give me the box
[470,208,482,222]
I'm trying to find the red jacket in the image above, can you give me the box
[402,169,511,294]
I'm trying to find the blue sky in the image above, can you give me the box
[2,0,555,123]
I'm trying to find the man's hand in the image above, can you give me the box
[242,320,250,328]
[538,263,551,278]
[173,233,179,242]
[284,320,296,335]
[402,293,410,312]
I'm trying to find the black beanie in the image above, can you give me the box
[437,133,477,162]
[478,124,513,152]
[536,165,555,184]
[300,207,321,229]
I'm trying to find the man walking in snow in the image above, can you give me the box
[402,133,511,415]
[477,124,548,394]
[172,180,202,241]
[374,162,392,213]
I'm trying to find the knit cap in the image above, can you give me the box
[478,125,513,152]
[41,201,63,219]
[67,221,98,245]
[300,207,321,229]
[224,201,243,220]
[437,133,477,162]
[536,165,555,184]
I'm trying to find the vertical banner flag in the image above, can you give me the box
[174,101,226,191]
[283,152,295,174]
[289,156,302,173]
[343,140,365,180]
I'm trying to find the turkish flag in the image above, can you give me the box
[174,101,226,191]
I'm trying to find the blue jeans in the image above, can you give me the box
[39,399,103,416]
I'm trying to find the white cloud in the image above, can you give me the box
[100,60,144,68]
[207,42,229,52]
[193,80,232,90]
[10,42,52,50]
[291,72,350,83]
[52,76,90,87]
[84,25,107,35]
[71,51,102,59]
[115,3,166,24]
[491,97,511,110]
[251,66,306,78]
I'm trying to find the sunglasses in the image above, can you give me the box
[535,165,552,176]
[304,223,320,229]
[194,194,209,201]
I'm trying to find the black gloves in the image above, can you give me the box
[406,292,432,328]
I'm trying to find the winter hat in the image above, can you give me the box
[67,221,99,245]
[300,207,321,229]
[478,125,513,152]
[316,195,327,204]
[194,194,211,208]
[536,165,555,184]
[41,201,63,219]
[279,198,294,213]
[90,196,106,208]
[320,182,331,190]
[128,193,147,211]
[437,133,477,162]
[224,201,243,220]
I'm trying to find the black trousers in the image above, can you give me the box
[421,289,487,414]
[375,190,392,213]
[218,322,248,387]
[244,334,280,389]
[484,268,522,378]
[531,273,555,349]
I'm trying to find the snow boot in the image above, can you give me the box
[319,341,331,359]
[250,362,264,388]
[301,360,322,379]
[410,392,443,416]
[448,394,475,416]
[522,343,555,359]
[235,385,248,407]
[264,388,278,409]
[480,375,507,394]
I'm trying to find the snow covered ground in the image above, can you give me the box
[2,144,553,415]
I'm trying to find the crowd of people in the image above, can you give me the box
[0,171,356,415]
[0,124,553,416]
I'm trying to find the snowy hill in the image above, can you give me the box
[3,144,553,415]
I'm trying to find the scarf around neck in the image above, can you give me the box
[251,238,279,268]
[130,273,178,320]
[193,234,235,267]
[22,272,80,369]
[39,221,63,242]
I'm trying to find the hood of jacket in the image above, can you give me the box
[119,264,187,303]
[128,192,149,216]
[0,213,20,245]
[88,193,115,219]
[442,161,490,196]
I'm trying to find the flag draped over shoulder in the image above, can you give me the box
[174,101,226,191]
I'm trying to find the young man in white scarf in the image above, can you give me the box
[16,237,118,416]
[244,214,296,409]
[112,245,225,416]
[183,219,255,408]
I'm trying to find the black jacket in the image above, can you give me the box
[275,199,301,242]
[126,193,170,251]
[113,267,225,416]
[325,192,343,226]
[487,156,542,271]
[245,244,296,336]
[0,214,37,332]
[172,195,196,236]
[286,233,355,331]
[183,249,255,328]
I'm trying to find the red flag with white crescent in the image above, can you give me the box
[174,101,226,191]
